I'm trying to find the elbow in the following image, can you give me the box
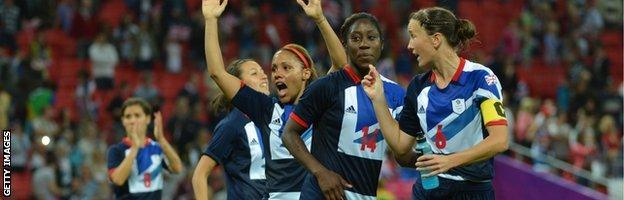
[171,164,185,174]
[498,140,509,153]
[111,177,125,186]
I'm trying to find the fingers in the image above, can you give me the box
[296,0,306,7]
[221,0,228,7]
[416,154,434,162]
[341,177,352,188]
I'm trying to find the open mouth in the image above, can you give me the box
[275,82,288,98]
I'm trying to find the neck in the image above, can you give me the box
[349,62,371,79]
[431,49,460,83]
[293,84,306,104]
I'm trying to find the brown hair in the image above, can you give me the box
[121,97,152,116]
[410,7,476,51]
[279,44,318,86]
[211,59,254,114]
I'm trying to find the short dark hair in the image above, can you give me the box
[339,12,384,45]
[121,97,152,116]
[410,7,476,50]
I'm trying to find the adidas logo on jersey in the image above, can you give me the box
[271,118,281,125]
[345,105,357,114]
[250,138,259,145]
[418,106,426,113]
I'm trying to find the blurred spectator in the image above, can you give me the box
[75,69,97,119]
[31,106,60,138]
[165,36,182,73]
[27,80,55,120]
[515,97,537,147]
[29,31,53,75]
[178,73,201,106]
[89,32,118,90]
[56,0,75,33]
[70,0,99,58]
[32,151,63,200]
[113,14,139,62]
[0,84,10,130]
[10,123,30,172]
[598,115,622,177]
[166,97,201,164]
[543,20,560,65]
[0,0,19,51]
[133,71,161,105]
[134,20,157,70]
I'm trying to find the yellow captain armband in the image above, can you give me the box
[480,98,508,126]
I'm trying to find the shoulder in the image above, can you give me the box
[462,60,497,81]
[381,75,406,94]
[406,71,432,93]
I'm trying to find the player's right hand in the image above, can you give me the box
[296,0,325,23]
[362,64,385,102]
[314,169,352,200]
[202,0,228,20]
[129,124,142,148]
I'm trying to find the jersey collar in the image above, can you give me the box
[122,137,153,147]
[429,57,466,85]
[344,65,362,84]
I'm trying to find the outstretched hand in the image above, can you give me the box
[153,111,164,142]
[296,0,325,23]
[361,64,384,102]
[202,0,228,19]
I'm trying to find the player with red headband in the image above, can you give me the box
[198,0,348,199]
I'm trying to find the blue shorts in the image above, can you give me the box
[412,177,494,200]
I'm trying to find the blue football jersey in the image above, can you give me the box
[203,108,267,199]
[290,66,406,199]
[232,85,312,199]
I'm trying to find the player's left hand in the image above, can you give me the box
[415,154,458,177]
[153,111,165,142]
[296,0,325,23]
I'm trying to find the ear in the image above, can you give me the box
[302,68,311,81]
[431,32,443,49]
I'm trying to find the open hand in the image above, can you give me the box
[129,124,142,148]
[296,0,325,23]
[153,111,164,142]
[202,0,228,20]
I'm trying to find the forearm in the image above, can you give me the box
[394,150,420,168]
[282,131,327,175]
[371,98,409,155]
[192,157,215,200]
[204,18,240,99]
[316,18,347,73]
[159,139,184,173]
[110,148,138,185]
[451,126,508,166]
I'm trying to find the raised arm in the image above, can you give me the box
[362,65,416,155]
[203,0,241,100]
[297,0,347,73]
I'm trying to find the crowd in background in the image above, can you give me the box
[0,0,621,199]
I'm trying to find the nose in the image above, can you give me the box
[407,41,414,51]
[358,40,371,49]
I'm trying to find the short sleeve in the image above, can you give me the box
[107,145,124,178]
[398,78,423,137]
[290,78,334,129]
[475,70,503,102]
[203,123,237,165]
[232,85,275,124]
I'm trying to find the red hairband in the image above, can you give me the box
[282,46,310,69]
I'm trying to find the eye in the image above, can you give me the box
[368,35,378,40]
[271,65,277,72]
[350,36,361,42]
